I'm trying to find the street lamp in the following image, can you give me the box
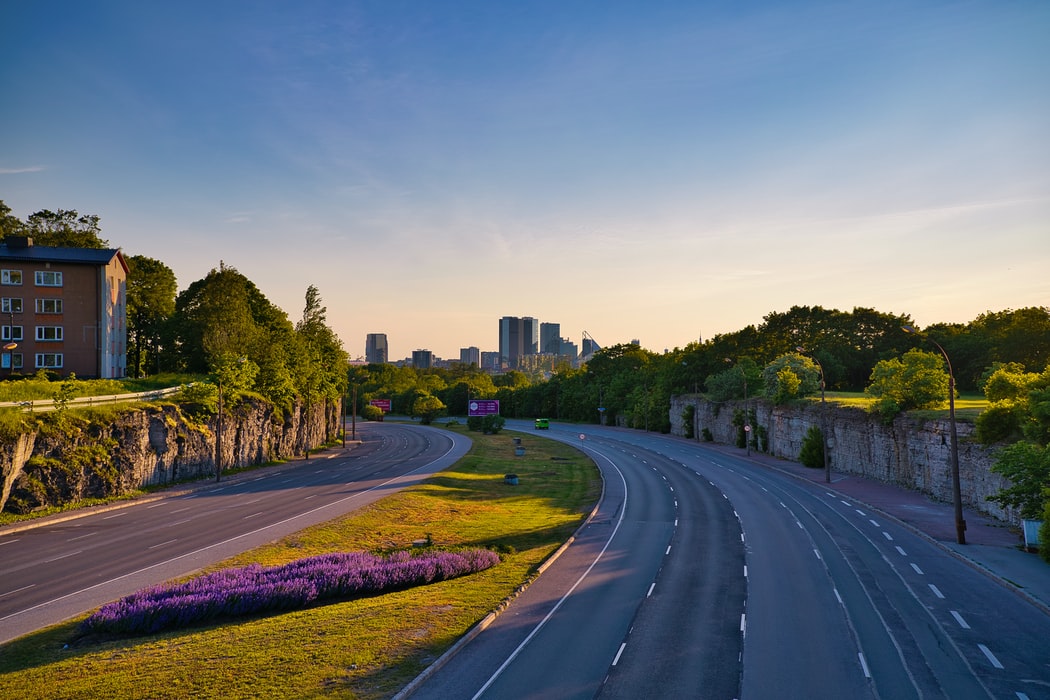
[726,358,750,456]
[902,326,966,545]
[797,347,830,483]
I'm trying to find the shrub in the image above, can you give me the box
[467,415,505,434]
[701,427,713,442]
[975,401,1025,444]
[799,426,825,469]
[681,405,695,439]
[1039,500,1050,564]
[79,548,500,637]
[989,441,1050,520]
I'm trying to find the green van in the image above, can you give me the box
[534,418,550,429]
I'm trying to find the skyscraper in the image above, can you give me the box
[459,346,480,365]
[365,333,388,364]
[540,322,561,355]
[499,316,523,369]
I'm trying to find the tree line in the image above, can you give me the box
[0,201,348,414]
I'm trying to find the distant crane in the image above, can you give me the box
[581,331,601,362]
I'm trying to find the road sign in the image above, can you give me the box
[369,398,391,413]
[468,400,500,416]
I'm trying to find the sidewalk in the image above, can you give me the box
[717,443,1050,615]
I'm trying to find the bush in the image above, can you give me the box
[681,405,695,439]
[989,441,1050,520]
[467,415,505,434]
[975,401,1024,444]
[1040,500,1050,564]
[701,427,713,442]
[800,426,825,469]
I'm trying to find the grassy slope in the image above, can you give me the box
[0,425,601,700]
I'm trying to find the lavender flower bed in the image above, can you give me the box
[80,548,500,636]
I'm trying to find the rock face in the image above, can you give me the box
[0,399,338,514]
[670,395,1015,523]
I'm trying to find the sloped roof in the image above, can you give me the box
[0,242,129,274]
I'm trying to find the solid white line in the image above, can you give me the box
[834,588,843,605]
[910,563,924,575]
[813,549,822,561]
[612,642,627,666]
[0,584,35,599]
[471,452,630,700]
[978,644,1004,669]
[950,610,970,629]
[929,584,945,599]
[858,653,871,678]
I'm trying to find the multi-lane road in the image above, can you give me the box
[407,421,1050,700]
[3,420,1049,699]
[0,422,469,645]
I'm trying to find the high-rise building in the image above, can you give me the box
[411,349,433,369]
[522,317,539,355]
[540,322,561,355]
[459,346,480,366]
[365,333,388,364]
[499,316,523,368]
[481,351,500,371]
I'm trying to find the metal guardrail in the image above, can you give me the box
[0,385,184,412]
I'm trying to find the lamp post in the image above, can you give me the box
[726,358,750,456]
[797,347,830,483]
[902,326,966,545]
[216,379,225,482]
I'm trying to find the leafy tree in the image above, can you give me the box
[22,209,108,248]
[988,441,1050,519]
[126,255,176,377]
[865,349,950,420]
[762,352,820,404]
[975,364,1042,444]
[0,200,24,238]
[412,394,446,424]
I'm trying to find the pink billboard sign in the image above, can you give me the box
[369,398,392,413]
[468,400,500,416]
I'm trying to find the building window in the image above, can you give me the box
[34,270,63,287]
[1,270,22,285]
[35,298,63,314]
[1,297,22,314]
[36,326,64,341]
[2,325,23,342]
[2,352,22,370]
[35,353,63,369]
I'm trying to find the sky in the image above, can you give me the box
[2,1,1048,362]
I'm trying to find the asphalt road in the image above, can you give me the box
[406,422,1050,700]
[0,422,469,645]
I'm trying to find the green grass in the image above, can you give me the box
[0,426,601,700]
[0,374,197,403]
[802,391,988,422]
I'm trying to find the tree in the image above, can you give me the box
[988,441,1050,520]
[0,200,24,238]
[412,394,446,424]
[22,209,108,248]
[126,255,176,377]
[799,426,826,469]
[865,349,950,420]
[761,352,820,404]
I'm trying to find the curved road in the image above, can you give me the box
[0,422,469,645]
[408,422,1050,700]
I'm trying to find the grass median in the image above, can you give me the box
[0,425,601,700]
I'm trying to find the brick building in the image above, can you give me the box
[0,237,128,378]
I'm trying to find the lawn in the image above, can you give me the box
[0,425,601,700]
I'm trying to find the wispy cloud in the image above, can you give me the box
[0,166,45,175]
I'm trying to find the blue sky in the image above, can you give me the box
[3,1,1048,361]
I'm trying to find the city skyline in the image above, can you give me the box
[3,2,1048,361]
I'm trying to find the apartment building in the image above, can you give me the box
[0,237,128,378]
